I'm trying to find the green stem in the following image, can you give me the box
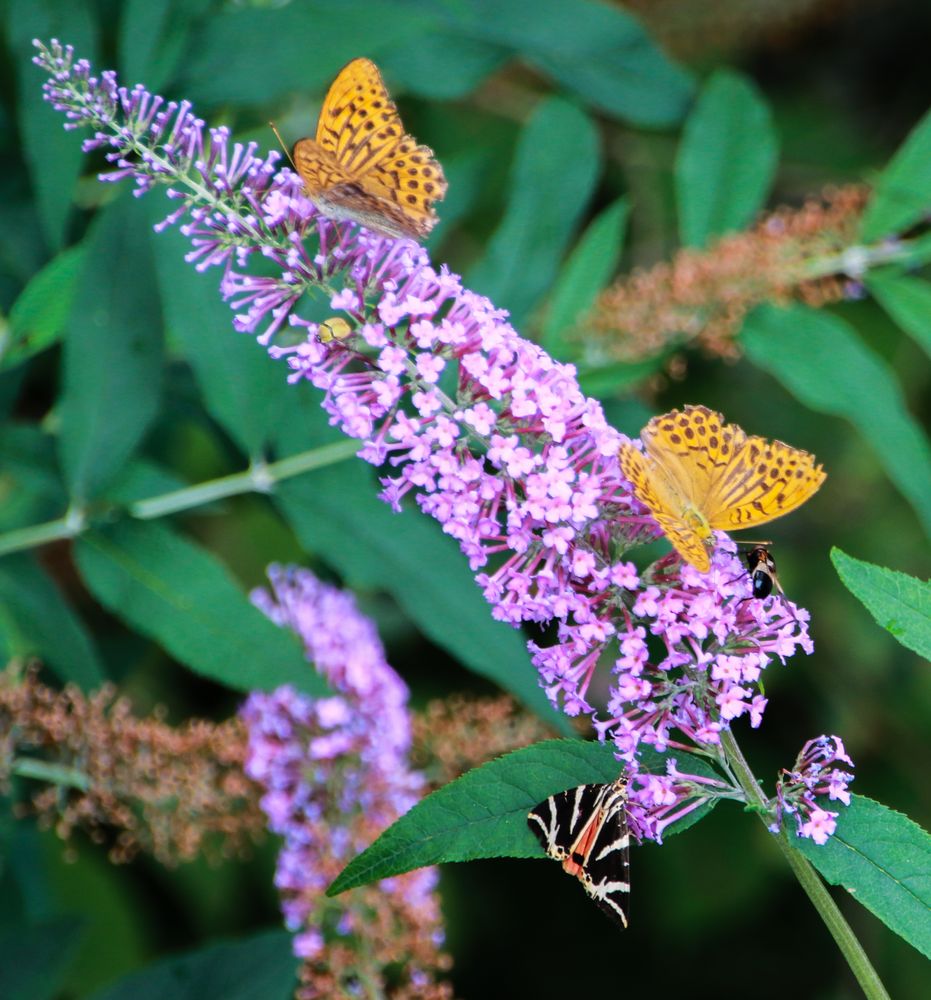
[720,729,890,1000]
[0,506,86,558]
[12,757,91,791]
[0,440,359,557]
[802,231,931,282]
[130,440,359,519]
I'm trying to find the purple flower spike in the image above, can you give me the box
[35,40,853,848]
[241,567,449,993]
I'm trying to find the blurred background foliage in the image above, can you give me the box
[0,0,929,997]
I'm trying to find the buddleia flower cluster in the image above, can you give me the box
[34,39,853,845]
[242,566,451,999]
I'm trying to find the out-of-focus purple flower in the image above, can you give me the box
[772,735,856,844]
[241,567,449,996]
[35,40,853,848]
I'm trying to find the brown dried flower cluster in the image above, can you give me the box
[585,184,869,363]
[413,694,556,788]
[0,664,264,864]
[0,663,555,1000]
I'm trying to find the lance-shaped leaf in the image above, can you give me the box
[75,520,325,694]
[794,795,931,959]
[328,739,717,896]
[831,548,931,661]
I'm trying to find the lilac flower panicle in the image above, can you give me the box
[241,567,449,995]
[35,39,854,848]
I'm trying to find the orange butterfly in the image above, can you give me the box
[280,58,446,241]
[618,405,826,573]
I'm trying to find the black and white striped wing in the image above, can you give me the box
[527,775,630,929]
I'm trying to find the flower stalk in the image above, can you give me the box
[0,440,359,557]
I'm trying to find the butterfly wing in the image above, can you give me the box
[292,136,352,196]
[704,432,826,531]
[527,777,630,929]
[618,440,712,572]
[307,57,446,240]
[640,405,748,511]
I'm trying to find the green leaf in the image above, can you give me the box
[0,425,65,531]
[0,916,86,1000]
[741,304,931,538]
[831,548,931,661]
[380,32,508,99]
[273,432,568,730]
[9,1,97,251]
[794,795,931,959]
[4,245,86,370]
[90,930,297,1000]
[59,194,164,502]
[468,97,600,328]
[860,105,931,241]
[542,198,629,356]
[175,3,428,108]
[151,210,286,457]
[0,554,105,689]
[443,0,693,127]
[578,357,665,397]
[74,520,326,695]
[118,0,210,92]
[676,69,778,248]
[864,269,931,360]
[329,739,716,895]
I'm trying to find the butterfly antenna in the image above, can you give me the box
[268,121,298,171]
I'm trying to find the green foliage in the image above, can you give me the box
[0,915,86,1000]
[7,0,97,252]
[860,105,931,241]
[4,245,85,370]
[831,549,931,661]
[467,97,600,327]
[58,195,164,502]
[741,304,931,538]
[89,930,297,1000]
[795,796,931,960]
[74,521,325,695]
[542,197,629,356]
[675,69,778,248]
[0,554,103,688]
[865,270,931,360]
[152,215,287,458]
[329,739,717,894]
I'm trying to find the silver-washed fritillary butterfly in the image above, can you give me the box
[618,405,826,573]
[284,58,446,241]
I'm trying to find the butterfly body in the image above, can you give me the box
[290,59,446,241]
[618,405,826,572]
[527,775,630,928]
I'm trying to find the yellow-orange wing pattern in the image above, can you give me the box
[619,405,826,572]
[292,58,446,241]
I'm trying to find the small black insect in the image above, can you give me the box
[741,544,797,622]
